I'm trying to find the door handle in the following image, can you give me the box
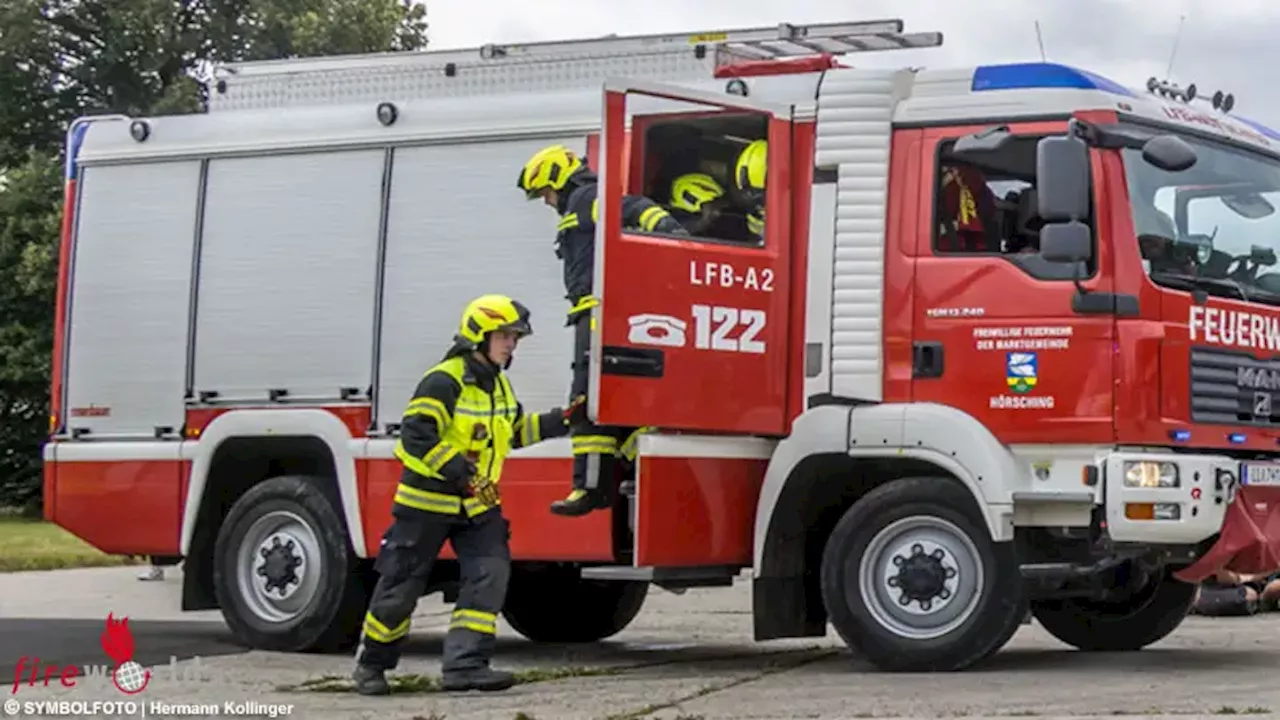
[602,346,665,378]
[912,341,945,378]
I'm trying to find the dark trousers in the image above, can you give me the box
[568,313,631,496]
[356,511,511,674]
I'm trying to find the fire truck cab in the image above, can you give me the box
[43,19,1280,672]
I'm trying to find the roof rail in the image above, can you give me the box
[216,18,943,79]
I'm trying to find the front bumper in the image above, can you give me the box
[1103,450,1236,545]
[1099,449,1280,580]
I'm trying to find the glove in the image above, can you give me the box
[564,394,587,425]
[469,474,500,507]
[444,456,478,495]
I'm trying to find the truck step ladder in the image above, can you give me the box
[579,564,743,593]
[206,18,943,111]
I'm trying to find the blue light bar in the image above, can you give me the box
[1169,429,1191,443]
[64,121,90,182]
[1229,433,1247,444]
[971,62,1136,98]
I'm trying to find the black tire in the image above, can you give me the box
[819,476,1024,672]
[213,475,370,653]
[503,566,649,643]
[1032,571,1196,651]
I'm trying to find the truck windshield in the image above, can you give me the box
[1122,133,1280,307]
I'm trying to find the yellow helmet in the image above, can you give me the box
[516,145,584,199]
[669,173,726,213]
[734,139,768,192]
[456,294,533,347]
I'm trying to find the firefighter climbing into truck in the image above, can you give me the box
[515,144,687,517]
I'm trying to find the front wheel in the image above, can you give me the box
[820,476,1024,672]
[1031,570,1196,651]
[212,475,370,652]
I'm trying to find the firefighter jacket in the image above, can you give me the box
[554,169,688,322]
[391,353,568,521]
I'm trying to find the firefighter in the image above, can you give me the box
[666,172,753,242]
[515,144,687,517]
[352,294,570,696]
[733,139,767,240]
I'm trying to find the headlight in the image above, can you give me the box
[1123,460,1179,488]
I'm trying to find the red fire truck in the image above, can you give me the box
[43,18,1280,672]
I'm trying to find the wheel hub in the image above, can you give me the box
[857,515,985,641]
[888,544,956,611]
[257,534,304,596]
[235,510,323,624]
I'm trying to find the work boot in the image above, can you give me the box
[441,667,516,692]
[352,664,390,696]
[550,488,607,516]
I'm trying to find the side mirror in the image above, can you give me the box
[1036,135,1090,222]
[1141,135,1197,172]
[1040,221,1093,264]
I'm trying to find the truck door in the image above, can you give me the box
[588,80,796,436]
[910,122,1117,443]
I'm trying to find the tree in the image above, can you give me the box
[0,0,428,511]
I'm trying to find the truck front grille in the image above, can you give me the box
[1190,346,1280,426]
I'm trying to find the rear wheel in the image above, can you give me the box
[503,565,649,643]
[1032,570,1196,651]
[820,476,1024,672]
[213,475,370,652]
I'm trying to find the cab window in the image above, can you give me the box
[629,112,769,247]
[931,133,1095,277]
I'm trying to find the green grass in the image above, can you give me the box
[280,665,624,695]
[0,516,141,572]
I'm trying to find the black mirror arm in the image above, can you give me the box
[1068,118,1148,151]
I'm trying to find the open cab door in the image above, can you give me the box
[588,79,795,436]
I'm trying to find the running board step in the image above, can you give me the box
[579,564,742,591]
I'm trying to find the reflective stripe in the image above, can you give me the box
[637,205,667,232]
[455,398,518,419]
[363,612,411,643]
[394,483,462,514]
[423,441,460,472]
[748,213,764,236]
[591,197,599,223]
[619,426,655,462]
[404,396,450,427]
[517,415,541,446]
[569,295,599,314]
[572,435,618,456]
[558,213,579,232]
[462,495,498,517]
[448,608,497,635]
[393,439,443,480]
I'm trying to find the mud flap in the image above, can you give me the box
[1173,485,1280,583]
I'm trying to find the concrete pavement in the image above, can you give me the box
[0,566,1277,719]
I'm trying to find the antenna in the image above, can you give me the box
[1165,14,1186,78]
[1034,21,1047,62]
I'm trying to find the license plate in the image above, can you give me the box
[1241,461,1280,486]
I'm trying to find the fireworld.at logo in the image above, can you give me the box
[11,613,151,695]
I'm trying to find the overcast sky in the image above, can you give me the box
[425,0,1280,127]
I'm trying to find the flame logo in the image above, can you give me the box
[100,613,150,695]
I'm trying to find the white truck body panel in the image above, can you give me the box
[66,161,201,438]
[195,150,385,403]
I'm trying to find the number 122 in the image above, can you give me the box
[691,304,766,354]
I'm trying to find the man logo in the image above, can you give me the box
[1254,391,1273,420]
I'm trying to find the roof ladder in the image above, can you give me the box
[476,18,945,63]
[218,18,943,79]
